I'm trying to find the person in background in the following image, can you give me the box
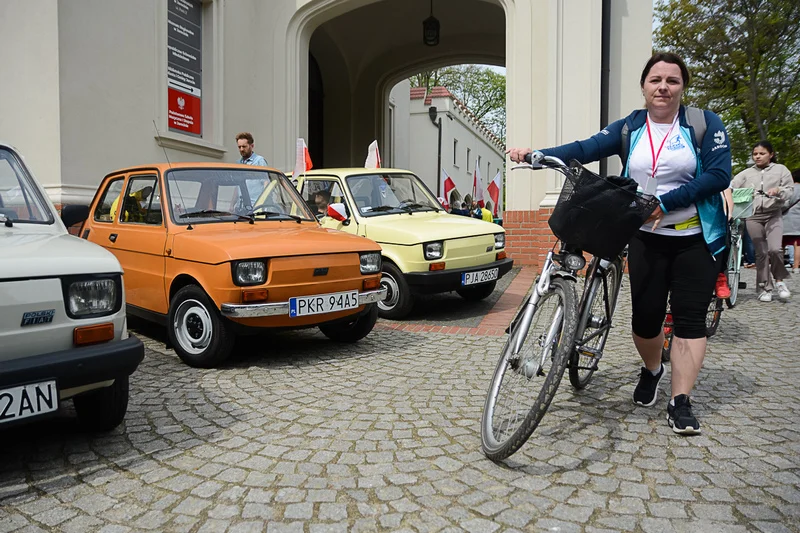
[731,141,793,301]
[314,190,331,217]
[781,169,800,274]
[236,132,268,166]
[481,201,494,222]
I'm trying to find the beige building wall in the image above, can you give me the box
[0,0,651,217]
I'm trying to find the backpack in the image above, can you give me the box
[620,106,706,167]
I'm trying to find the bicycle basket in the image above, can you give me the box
[731,187,754,219]
[548,161,661,259]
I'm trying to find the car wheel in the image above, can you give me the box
[73,375,129,432]
[319,304,379,342]
[168,285,234,368]
[456,280,497,301]
[377,262,414,319]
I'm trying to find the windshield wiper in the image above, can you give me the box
[246,208,304,223]
[397,202,427,213]
[179,209,253,224]
[366,205,396,212]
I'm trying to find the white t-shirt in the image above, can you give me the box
[628,117,700,236]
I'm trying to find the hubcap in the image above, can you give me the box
[173,299,213,355]
[379,272,400,311]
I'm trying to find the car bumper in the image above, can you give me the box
[404,257,514,293]
[220,288,387,318]
[0,336,145,390]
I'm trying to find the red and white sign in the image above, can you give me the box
[168,87,201,136]
[440,168,457,210]
[327,203,348,221]
[293,138,313,177]
[472,161,485,208]
[487,170,502,216]
[364,140,381,169]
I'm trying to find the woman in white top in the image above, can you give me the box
[731,141,793,301]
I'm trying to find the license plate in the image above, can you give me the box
[0,381,58,424]
[462,267,499,286]
[289,290,359,317]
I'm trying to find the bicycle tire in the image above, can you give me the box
[569,260,622,390]
[706,297,722,337]
[726,235,741,309]
[480,277,578,461]
[661,329,673,363]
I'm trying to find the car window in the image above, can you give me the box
[345,173,441,217]
[118,176,162,225]
[0,148,53,224]
[301,179,340,216]
[93,178,125,222]
[167,168,315,224]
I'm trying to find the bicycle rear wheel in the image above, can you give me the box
[726,234,741,308]
[569,260,621,389]
[706,297,723,337]
[481,278,578,461]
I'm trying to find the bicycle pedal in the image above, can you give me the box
[577,345,603,359]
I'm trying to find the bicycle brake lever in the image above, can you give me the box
[511,163,535,170]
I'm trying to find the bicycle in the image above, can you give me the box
[661,186,757,362]
[480,155,660,461]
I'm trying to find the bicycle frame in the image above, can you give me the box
[573,255,623,359]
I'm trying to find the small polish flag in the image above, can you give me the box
[326,203,348,221]
[364,140,381,169]
[293,138,313,177]
[487,170,502,216]
[472,161,485,208]
[440,168,457,210]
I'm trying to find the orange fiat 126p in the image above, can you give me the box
[80,163,386,368]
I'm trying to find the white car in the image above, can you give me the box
[0,143,143,431]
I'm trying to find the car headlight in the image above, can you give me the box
[494,233,505,249]
[360,252,381,274]
[424,241,443,260]
[234,261,266,286]
[66,277,119,318]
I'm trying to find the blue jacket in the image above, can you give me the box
[540,106,732,255]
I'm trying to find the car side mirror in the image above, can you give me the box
[326,202,351,226]
[61,204,90,227]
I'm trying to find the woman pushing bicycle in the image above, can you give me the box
[507,52,732,435]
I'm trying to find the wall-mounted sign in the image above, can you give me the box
[167,0,202,136]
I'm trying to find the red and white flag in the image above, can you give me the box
[364,140,381,169]
[293,138,313,177]
[472,161,485,208]
[487,170,502,216]
[440,168,457,210]
[327,203,348,221]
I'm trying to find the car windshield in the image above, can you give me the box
[0,147,54,224]
[166,168,315,224]
[345,173,441,217]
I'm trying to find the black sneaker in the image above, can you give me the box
[667,394,701,435]
[632,364,665,406]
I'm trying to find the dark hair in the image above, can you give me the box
[792,169,800,184]
[640,52,690,87]
[315,190,331,201]
[235,132,254,144]
[753,141,777,163]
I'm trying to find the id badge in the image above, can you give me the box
[644,177,658,196]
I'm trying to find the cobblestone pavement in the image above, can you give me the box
[1,269,799,532]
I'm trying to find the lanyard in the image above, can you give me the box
[646,113,679,180]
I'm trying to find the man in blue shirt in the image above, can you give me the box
[236,132,268,166]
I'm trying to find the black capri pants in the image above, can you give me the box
[627,231,719,339]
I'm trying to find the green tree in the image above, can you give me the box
[410,65,506,143]
[654,0,800,172]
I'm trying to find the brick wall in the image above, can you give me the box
[503,209,555,268]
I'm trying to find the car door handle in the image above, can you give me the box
[109,233,118,243]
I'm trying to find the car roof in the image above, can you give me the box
[291,168,415,178]
[102,162,284,179]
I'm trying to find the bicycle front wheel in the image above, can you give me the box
[706,297,723,337]
[726,234,741,308]
[569,260,622,390]
[481,277,578,461]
